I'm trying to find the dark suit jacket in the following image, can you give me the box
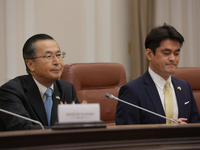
[0,74,79,131]
[115,70,200,125]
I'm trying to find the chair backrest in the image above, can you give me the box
[61,63,127,125]
[172,67,200,112]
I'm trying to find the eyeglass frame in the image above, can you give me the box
[27,51,66,61]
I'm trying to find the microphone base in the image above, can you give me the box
[52,121,106,130]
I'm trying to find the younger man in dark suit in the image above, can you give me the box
[115,24,200,125]
[0,34,79,131]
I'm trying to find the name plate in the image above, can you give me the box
[58,103,100,123]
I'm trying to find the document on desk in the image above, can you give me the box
[58,103,100,123]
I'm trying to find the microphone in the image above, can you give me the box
[105,93,178,124]
[0,108,44,130]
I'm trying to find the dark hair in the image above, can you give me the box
[145,24,184,54]
[23,34,54,73]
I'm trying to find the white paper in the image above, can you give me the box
[58,103,100,123]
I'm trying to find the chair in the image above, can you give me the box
[172,67,200,112]
[61,63,127,125]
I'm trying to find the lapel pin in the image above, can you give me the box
[56,96,60,99]
[177,86,181,91]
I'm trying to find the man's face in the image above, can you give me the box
[26,39,64,87]
[146,39,181,80]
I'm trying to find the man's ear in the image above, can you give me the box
[145,48,153,61]
[26,59,35,72]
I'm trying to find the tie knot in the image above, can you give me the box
[45,88,52,97]
[164,81,170,89]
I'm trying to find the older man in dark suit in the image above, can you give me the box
[0,34,79,131]
[115,24,200,125]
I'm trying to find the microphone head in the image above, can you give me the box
[105,93,117,100]
[105,93,112,98]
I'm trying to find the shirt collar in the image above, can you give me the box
[148,67,172,90]
[32,77,54,98]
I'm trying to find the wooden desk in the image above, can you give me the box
[1,124,200,149]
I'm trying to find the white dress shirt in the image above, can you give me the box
[148,67,178,119]
[33,77,54,104]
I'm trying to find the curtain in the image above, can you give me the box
[129,0,156,80]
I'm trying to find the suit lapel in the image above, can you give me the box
[143,71,166,123]
[171,77,185,117]
[23,75,48,125]
[51,82,61,124]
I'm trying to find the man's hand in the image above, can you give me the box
[172,118,187,124]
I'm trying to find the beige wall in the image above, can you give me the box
[35,0,87,63]
[0,0,131,86]
[0,0,6,85]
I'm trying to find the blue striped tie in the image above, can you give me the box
[44,88,53,126]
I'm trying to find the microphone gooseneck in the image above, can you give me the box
[0,108,44,130]
[105,93,178,124]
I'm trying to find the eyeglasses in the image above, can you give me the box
[28,51,66,61]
